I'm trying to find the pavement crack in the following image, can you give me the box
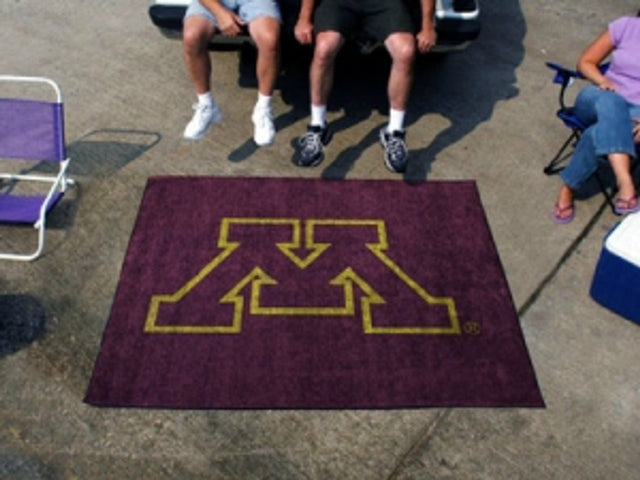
[385,409,452,480]
[518,200,608,318]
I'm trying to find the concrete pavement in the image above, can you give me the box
[1,0,639,478]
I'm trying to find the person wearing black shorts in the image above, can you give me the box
[294,0,436,173]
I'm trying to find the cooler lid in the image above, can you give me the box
[605,212,640,268]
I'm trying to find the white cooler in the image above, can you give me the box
[590,212,640,325]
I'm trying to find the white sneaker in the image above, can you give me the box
[183,102,222,140]
[252,105,275,146]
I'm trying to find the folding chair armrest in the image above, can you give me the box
[546,62,611,111]
[546,62,610,84]
[546,62,582,83]
[546,62,580,109]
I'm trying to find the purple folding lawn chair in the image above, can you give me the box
[0,75,74,261]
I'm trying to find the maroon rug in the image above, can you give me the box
[85,177,544,409]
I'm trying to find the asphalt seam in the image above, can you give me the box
[385,200,609,480]
[518,199,609,318]
[385,409,452,480]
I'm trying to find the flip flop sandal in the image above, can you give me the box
[553,203,575,224]
[614,196,640,215]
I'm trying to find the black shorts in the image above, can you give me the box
[313,0,416,42]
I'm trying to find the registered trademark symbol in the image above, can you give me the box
[463,321,481,335]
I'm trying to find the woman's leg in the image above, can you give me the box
[574,86,635,156]
[574,86,636,194]
[559,125,602,192]
[553,183,576,222]
[555,86,637,218]
[609,153,636,201]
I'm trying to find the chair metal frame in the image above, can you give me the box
[0,75,75,261]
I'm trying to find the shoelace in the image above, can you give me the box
[299,130,323,153]
[253,107,273,127]
[192,102,210,113]
[191,103,214,123]
[386,135,407,161]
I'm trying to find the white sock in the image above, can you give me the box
[198,92,214,107]
[310,104,327,127]
[387,108,405,133]
[255,92,272,110]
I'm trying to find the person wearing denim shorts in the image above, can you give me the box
[553,13,640,223]
[182,0,281,146]
[293,0,437,173]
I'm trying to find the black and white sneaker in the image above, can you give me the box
[296,124,333,167]
[380,128,409,173]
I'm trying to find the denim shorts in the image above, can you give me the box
[185,0,281,25]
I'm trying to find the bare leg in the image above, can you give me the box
[248,16,281,96]
[295,31,343,165]
[553,183,575,222]
[310,31,344,107]
[556,184,574,208]
[183,15,216,94]
[384,32,416,111]
[608,152,636,200]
